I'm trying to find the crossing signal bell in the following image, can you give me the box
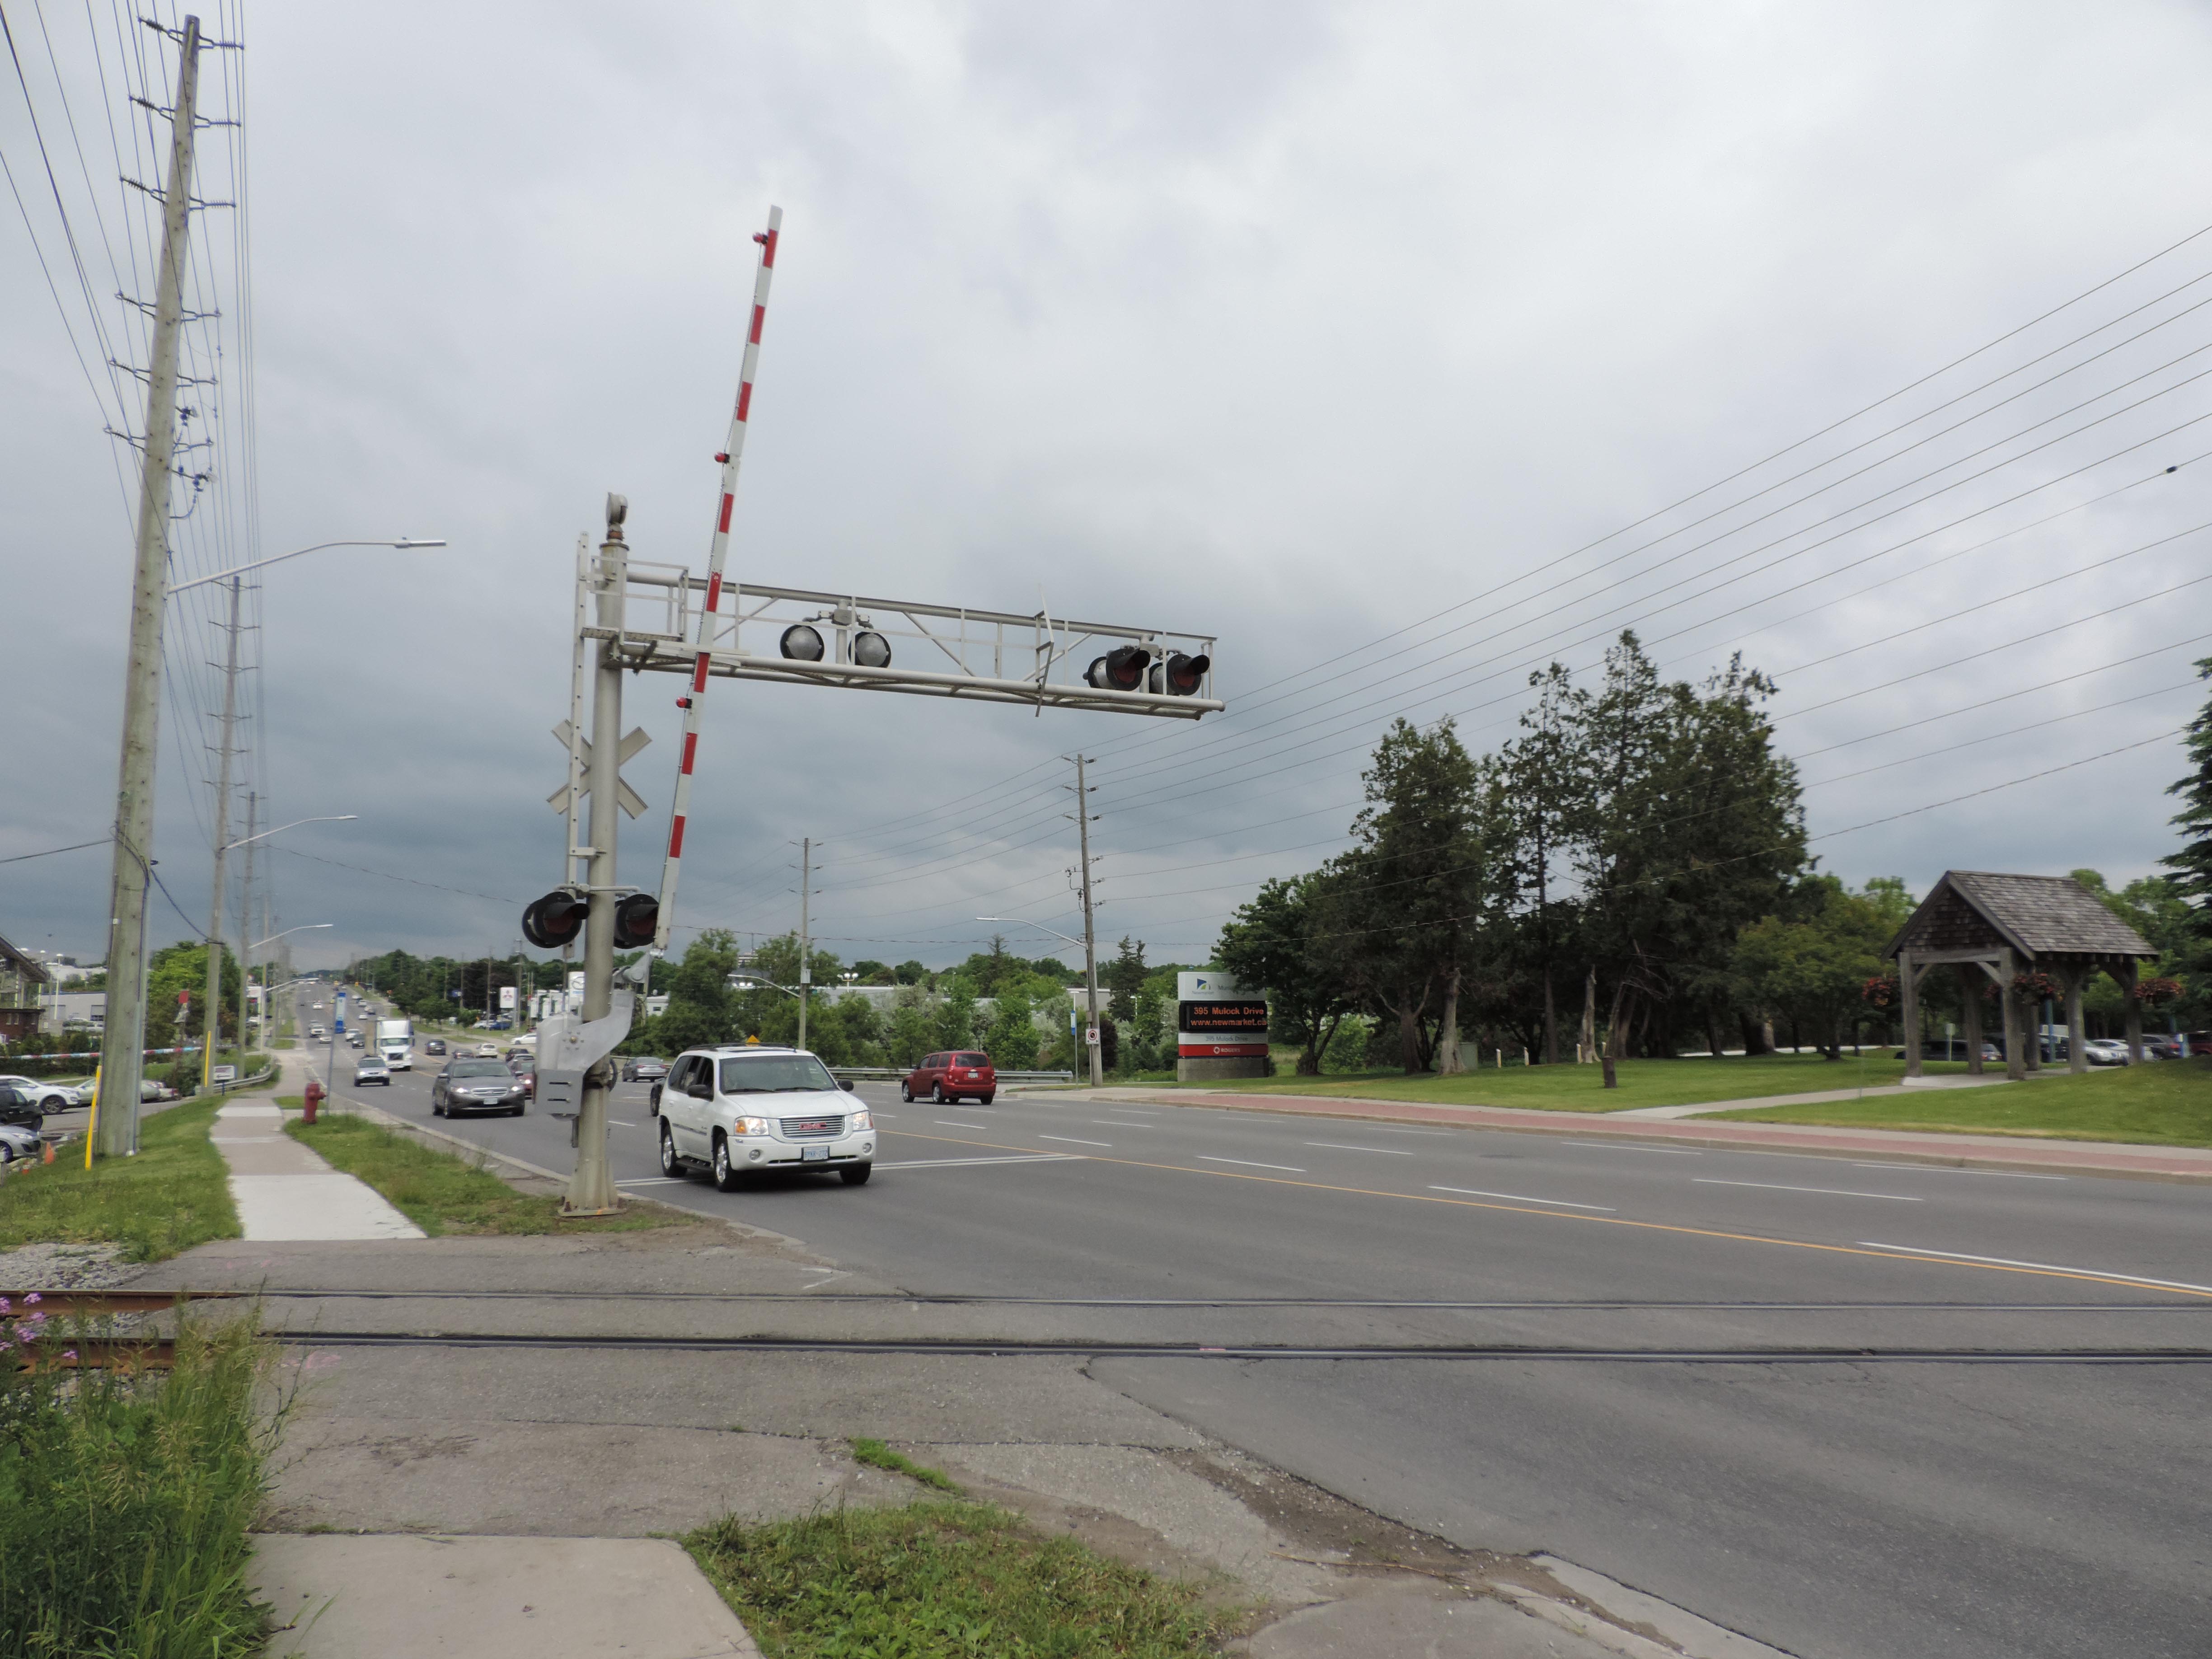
[522,891,586,950]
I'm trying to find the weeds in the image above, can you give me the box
[0,1313,280,1658]
[0,1097,239,1261]
[851,1437,961,1492]
[687,1501,1227,1658]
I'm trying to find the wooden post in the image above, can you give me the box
[1898,951,1920,1079]
[2119,959,2143,1064]
[1997,948,2025,1082]
[2064,965,2088,1074]
[1958,962,1984,1075]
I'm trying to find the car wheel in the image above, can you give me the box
[712,1133,743,1193]
[933,1082,947,1103]
[978,1092,995,1105]
[840,1162,872,1186]
[900,1082,913,1102]
[659,1121,684,1177]
[509,1104,525,1117]
[432,1096,445,1116]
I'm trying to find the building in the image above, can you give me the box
[0,933,52,1044]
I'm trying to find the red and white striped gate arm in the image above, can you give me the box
[653,203,782,952]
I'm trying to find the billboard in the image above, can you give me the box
[1176,973,1268,1059]
[500,985,518,1011]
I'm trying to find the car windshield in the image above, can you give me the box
[718,1055,838,1094]
[450,1059,508,1077]
[955,1053,989,1068]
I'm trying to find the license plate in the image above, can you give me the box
[801,1144,829,1161]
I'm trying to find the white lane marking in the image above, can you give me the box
[1093,1120,1151,1128]
[1198,1155,1307,1172]
[1562,1140,1701,1155]
[1850,1162,2065,1180]
[1040,1134,1112,1147]
[1861,1243,2212,1295]
[1429,1185,1614,1211]
[936,1120,988,1130]
[875,1153,1082,1170]
[1696,1178,1919,1201]
[609,1120,637,1127]
[1305,1141,1416,1156]
[617,1177,687,1186]
[1356,1125,1454,1137]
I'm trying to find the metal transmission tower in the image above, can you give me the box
[526,206,1223,1214]
[98,14,205,1155]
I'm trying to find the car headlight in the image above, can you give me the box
[848,1110,873,1132]
[733,1115,770,1137]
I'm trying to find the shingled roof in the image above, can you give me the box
[1887,871,2156,962]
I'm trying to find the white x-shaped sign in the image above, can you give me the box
[548,722,651,818]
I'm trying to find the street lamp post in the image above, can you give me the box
[101,532,442,1156]
[978,916,1099,1085]
[201,818,356,1090]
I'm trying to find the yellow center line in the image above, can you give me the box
[879,1129,2212,1301]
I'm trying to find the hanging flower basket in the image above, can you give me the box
[1860,975,1898,1010]
[2010,970,2064,1002]
[2135,975,2183,1010]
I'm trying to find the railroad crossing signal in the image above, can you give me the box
[547,721,651,819]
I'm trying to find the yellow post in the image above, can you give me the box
[84,1067,99,1169]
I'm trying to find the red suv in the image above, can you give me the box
[904,1051,996,1104]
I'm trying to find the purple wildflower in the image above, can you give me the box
[22,1292,39,1306]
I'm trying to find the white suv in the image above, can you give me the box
[656,1045,875,1190]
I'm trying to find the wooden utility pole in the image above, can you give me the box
[98,15,203,1154]
[1074,755,1102,1086]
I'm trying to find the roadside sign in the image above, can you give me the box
[500,985,518,1011]
[211,1064,236,1083]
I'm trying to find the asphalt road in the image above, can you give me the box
[327,1054,2212,1659]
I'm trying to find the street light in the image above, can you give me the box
[202,815,355,1092]
[165,539,447,597]
[980,916,1101,1084]
[224,814,358,854]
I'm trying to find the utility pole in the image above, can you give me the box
[564,497,628,1217]
[198,576,242,1092]
[1073,755,1102,1086]
[797,836,811,1052]
[97,14,203,1156]
[235,791,257,1059]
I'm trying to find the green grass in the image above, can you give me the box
[1710,1058,2212,1148]
[0,1316,279,1658]
[0,1098,239,1262]
[1162,1050,1955,1112]
[686,1502,1229,1658]
[851,1437,961,1492]
[286,1111,684,1235]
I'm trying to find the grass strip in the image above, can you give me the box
[1166,1051,1959,1112]
[286,1110,684,1235]
[851,1436,961,1492]
[687,1501,1228,1658]
[0,1315,279,1658]
[1710,1059,2212,1148]
[0,1098,239,1263]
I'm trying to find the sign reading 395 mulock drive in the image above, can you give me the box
[1176,972,1270,1083]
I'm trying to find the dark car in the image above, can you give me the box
[902,1050,996,1105]
[431,1058,528,1118]
[425,1038,448,1056]
[0,1087,44,1134]
[621,1056,668,1083]
[509,1057,536,1100]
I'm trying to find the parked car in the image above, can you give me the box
[621,1056,668,1083]
[901,1050,996,1104]
[0,1087,44,1133]
[2142,1036,2185,1060]
[0,1122,41,1165]
[0,1076,81,1112]
[424,1038,448,1056]
[2080,1038,2130,1066]
[353,1055,392,1087]
[432,1058,529,1117]
[141,1078,179,1103]
[1895,1040,2001,1064]
[655,1045,873,1190]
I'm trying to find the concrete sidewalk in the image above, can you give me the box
[1068,1083,2212,1181]
[210,1101,424,1241]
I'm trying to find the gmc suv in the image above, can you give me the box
[656,1045,875,1191]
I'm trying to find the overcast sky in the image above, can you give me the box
[7,0,2212,975]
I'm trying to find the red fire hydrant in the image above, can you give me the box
[303,1079,323,1125]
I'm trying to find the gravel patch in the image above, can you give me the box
[0,1241,144,1291]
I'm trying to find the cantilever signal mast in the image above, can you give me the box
[652,206,783,952]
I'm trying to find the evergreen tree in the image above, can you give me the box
[2163,656,2212,985]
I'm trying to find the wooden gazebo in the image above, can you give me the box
[1887,871,2159,1081]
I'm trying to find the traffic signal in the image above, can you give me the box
[779,623,825,661]
[612,892,659,949]
[521,890,586,950]
[1148,651,1210,696]
[1083,645,1150,691]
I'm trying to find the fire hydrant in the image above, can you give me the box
[303,1079,323,1125]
